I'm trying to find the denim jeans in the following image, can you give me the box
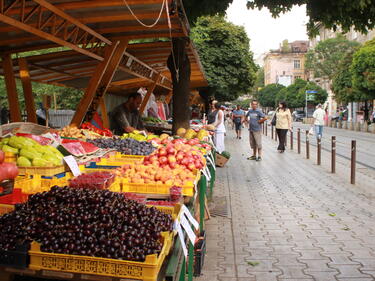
[315,125,323,139]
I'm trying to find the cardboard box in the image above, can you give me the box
[215,153,229,167]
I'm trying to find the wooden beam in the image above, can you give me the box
[99,98,109,129]
[18,57,37,123]
[29,62,80,78]
[2,54,22,122]
[139,73,160,114]
[70,42,119,126]
[165,90,173,104]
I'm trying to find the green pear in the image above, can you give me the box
[20,148,42,160]
[32,157,51,167]
[2,145,19,154]
[17,156,32,167]
[43,153,61,166]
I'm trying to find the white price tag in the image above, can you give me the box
[207,153,216,170]
[202,167,210,181]
[180,215,196,244]
[181,205,199,230]
[63,155,81,177]
[174,221,187,257]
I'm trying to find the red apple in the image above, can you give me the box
[0,162,19,179]
[187,163,196,171]
[181,158,189,166]
[169,162,176,169]
[166,147,176,155]
[158,156,168,165]
[158,148,167,157]
[176,152,184,161]
[168,155,177,163]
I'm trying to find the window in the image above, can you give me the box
[295,75,301,80]
[294,60,301,69]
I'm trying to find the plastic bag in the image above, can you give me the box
[308,127,314,136]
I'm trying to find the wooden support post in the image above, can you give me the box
[2,54,22,122]
[165,90,173,105]
[99,98,109,129]
[331,136,336,173]
[18,57,37,123]
[71,40,128,126]
[139,74,160,114]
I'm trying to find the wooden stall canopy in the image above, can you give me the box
[0,0,207,123]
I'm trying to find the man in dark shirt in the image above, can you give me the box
[109,92,145,135]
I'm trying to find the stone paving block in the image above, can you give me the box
[295,249,326,260]
[331,264,373,278]
[301,259,338,272]
[325,253,361,265]
[348,249,375,259]
[313,236,343,245]
[300,271,338,281]
[275,265,312,279]
[314,244,344,253]
[244,249,275,260]
[272,254,305,266]
[360,271,375,278]
[350,258,375,270]
[241,259,277,272]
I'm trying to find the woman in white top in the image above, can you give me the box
[212,103,226,153]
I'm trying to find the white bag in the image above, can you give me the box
[308,127,314,136]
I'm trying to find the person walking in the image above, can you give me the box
[212,103,226,153]
[232,105,245,139]
[245,100,266,161]
[275,101,292,153]
[313,104,325,139]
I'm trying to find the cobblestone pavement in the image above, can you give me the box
[197,130,375,281]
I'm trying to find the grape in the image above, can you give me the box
[87,138,156,156]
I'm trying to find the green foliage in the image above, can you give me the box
[258,83,285,108]
[183,0,234,23]
[332,49,362,103]
[305,35,360,81]
[351,38,375,100]
[191,15,257,102]
[300,81,328,106]
[246,0,375,37]
[276,79,307,108]
[0,77,83,111]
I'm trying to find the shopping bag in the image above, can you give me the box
[308,127,314,136]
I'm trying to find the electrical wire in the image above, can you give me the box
[122,0,166,28]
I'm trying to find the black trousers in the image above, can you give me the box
[276,129,288,151]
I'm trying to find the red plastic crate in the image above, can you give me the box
[0,189,29,205]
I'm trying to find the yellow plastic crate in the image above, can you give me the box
[18,165,66,177]
[29,232,173,281]
[146,203,182,221]
[14,176,68,194]
[0,204,14,215]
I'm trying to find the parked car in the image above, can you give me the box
[292,110,306,121]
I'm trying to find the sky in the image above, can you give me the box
[226,0,309,64]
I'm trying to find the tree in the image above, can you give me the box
[191,15,257,102]
[252,67,265,98]
[245,0,375,37]
[332,49,361,103]
[276,79,308,108]
[351,38,375,101]
[300,81,328,106]
[305,35,360,81]
[258,83,285,108]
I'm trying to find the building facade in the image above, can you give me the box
[264,40,309,87]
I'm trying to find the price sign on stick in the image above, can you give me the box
[174,221,187,257]
[63,156,81,177]
[182,205,199,230]
[180,215,197,244]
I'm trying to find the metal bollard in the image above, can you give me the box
[297,128,301,154]
[331,136,336,173]
[306,130,310,159]
[317,137,321,165]
[290,130,293,150]
[265,121,268,136]
[351,140,356,184]
[271,124,274,139]
[275,127,278,142]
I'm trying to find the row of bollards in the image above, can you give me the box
[262,122,357,184]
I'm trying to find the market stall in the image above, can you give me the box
[0,1,217,280]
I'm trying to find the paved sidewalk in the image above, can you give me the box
[197,130,375,281]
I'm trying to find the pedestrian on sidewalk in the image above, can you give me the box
[245,100,267,161]
[232,105,245,139]
[207,100,218,125]
[212,103,226,153]
[313,104,325,140]
[275,101,292,153]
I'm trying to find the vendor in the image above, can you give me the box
[109,92,145,135]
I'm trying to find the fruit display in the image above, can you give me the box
[60,125,84,138]
[0,149,19,182]
[81,122,113,137]
[0,187,173,261]
[88,138,156,156]
[69,172,115,190]
[120,130,158,142]
[0,136,63,167]
[142,117,168,125]
[176,127,209,141]
[60,139,100,157]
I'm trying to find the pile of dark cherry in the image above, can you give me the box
[88,138,156,156]
[0,187,173,261]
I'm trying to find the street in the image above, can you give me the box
[291,122,375,170]
[197,129,375,281]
